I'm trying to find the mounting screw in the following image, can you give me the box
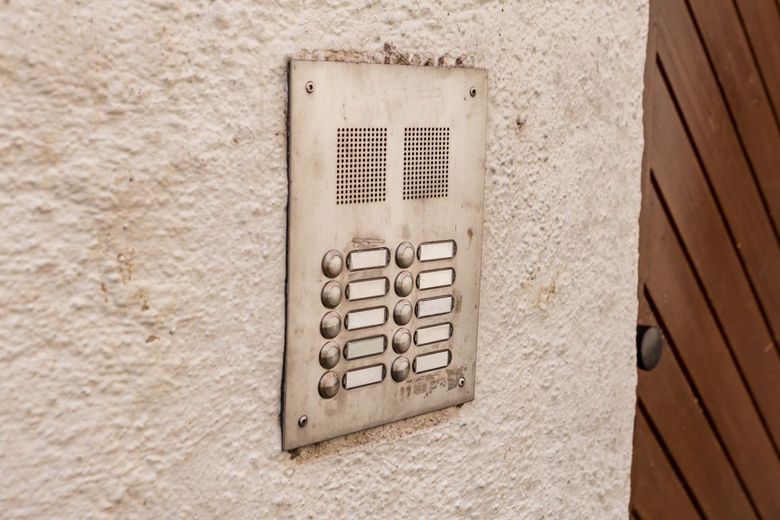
[298,415,308,427]
[469,86,477,97]
[305,81,314,94]
[458,377,466,387]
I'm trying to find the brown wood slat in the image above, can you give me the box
[655,0,780,339]
[641,183,780,517]
[734,0,780,118]
[636,293,755,518]
[630,406,700,519]
[650,68,780,445]
[687,0,780,233]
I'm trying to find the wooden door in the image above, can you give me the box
[630,0,780,518]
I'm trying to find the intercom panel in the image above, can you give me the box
[283,59,487,450]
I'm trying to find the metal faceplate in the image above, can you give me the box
[283,59,487,450]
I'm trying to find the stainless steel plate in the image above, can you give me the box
[283,59,487,450]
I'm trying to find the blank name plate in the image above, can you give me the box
[283,59,487,450]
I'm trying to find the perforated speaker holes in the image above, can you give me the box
[336,128,387,205]
[403,127,449,200]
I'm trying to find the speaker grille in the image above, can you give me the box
[336,128,387,205]
[403,127,450,200]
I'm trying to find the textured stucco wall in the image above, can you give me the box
[0,1,647,518]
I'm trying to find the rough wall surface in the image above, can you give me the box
[0,1,647,518]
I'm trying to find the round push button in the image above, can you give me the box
[322,250,343,278]
[392,328,412,353]
[320,311,341,339]
[321,281,343,308]
[395,242,415,268]
[391,356,411,382]
[319,371,340,399]
[395,271,414,297]
[393,300,413,326]
[319,341,341,369]
[637,325,663,371]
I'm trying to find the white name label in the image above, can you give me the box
[414,350,451,373]
[347,277,388,301]
[347,248,390,270]
[344,364,385,389]
[345,336,386,360]
[417,268,455,290]
[416,295,453,318]
[345,307,388,330]
[418,241,456,262]
[415,323,453,346]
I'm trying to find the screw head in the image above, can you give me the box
[298,415,308,427]
[458,376,466,387]
[305,81,314,93]
[469,86,477,97]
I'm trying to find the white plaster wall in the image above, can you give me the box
[0,1,646,518]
